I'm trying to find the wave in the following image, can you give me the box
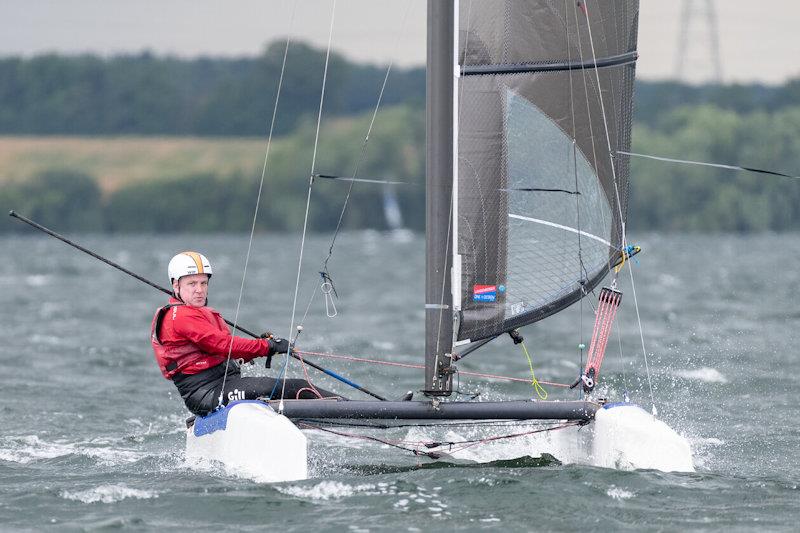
[276,481,395,501]
[674,367,729,383]
[60,484,159,504]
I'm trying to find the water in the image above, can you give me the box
[1,231,799,530]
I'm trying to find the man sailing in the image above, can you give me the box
[151,251,339,415]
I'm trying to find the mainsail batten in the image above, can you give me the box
[461,50,638,76]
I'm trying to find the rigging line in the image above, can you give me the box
[624,251,656,414]
[297,418,570,430]
[438,420,583,454]
[580,1,627,258]
[582,1,655,410]
[433,0,471,387]
[319,0,414,277]
[296,422,434,457]
[564,0,588,392]
[618,151,800,179]
[294,349,572,387]
[500,187,580,195]
[217,0,297,409]
[296,280,321,335]
[615,314,629,401]
[569,1,616,274]
[570,0,615,319]
[291,0,413,343]
[283,0,337,411]
[315,174,406,185]
[298,420,582,458]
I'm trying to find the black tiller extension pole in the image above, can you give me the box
[8,210,387,401]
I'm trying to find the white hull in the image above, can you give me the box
[591,403,694,472]
[429,404,693,473]
[183,401,692,480]
[185,401,307,482]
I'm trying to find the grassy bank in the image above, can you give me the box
[0,135,280,194]
[0,106,426,233]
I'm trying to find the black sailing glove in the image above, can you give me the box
[268,337,290,356]
[262,335,290,369]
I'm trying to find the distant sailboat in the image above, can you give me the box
[382,183,413,242]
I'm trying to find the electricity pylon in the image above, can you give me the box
[674,0,723,83]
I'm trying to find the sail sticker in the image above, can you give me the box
[473,285,497,302]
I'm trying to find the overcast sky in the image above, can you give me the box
[1,0,798,84]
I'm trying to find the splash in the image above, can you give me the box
[592,404,695,472]
[276,481,396,501]
[674,367,729,383]
[60,484,158,504]
[607,485,635,500]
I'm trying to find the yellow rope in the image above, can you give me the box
[521,341,548,400]
[614,249,626,273]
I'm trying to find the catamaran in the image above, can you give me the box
[182,0,694,482]
[8,0,696,482]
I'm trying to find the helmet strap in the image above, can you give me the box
[172,279,184,302]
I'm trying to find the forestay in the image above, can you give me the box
[451,0,639,343]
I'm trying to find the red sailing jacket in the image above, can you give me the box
[151,298,270,379]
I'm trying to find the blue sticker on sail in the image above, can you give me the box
[473,284,497,302]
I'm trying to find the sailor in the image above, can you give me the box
[151,251,340,415]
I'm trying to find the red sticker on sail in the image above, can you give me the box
[473,284,497,302]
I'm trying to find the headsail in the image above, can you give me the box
[453,0,639,343]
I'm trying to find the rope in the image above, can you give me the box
[431,0,473,388]
[618,151,799,179]
[584,289,622,381]
[625,255,656,414]
[294,0,413,334]
[294,349,572,388]
[282,0,337,412]
[580,1,656,412]
[216,1,297,409]
[297,419,584,459]
[564,0,589,399]
[520,342,548,400]
[320,0,413,278]
[298,418,569,430]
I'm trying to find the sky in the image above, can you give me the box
[1,0,798,85]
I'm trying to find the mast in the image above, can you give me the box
[424,0,455,396]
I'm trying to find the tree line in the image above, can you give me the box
[1,43,799,136]
[2,102,799,234]
[1,43,799,233]
[0,42,424,136]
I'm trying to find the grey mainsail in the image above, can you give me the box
[426,0,639,393]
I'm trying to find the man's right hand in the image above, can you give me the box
[267,337,290,356]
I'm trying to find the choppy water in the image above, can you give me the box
[1,231,799,531]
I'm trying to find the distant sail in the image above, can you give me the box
[382,184,404,231]
[454,0,639,342]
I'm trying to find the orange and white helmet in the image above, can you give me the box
[168,251,213,283]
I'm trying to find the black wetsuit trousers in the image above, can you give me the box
[172,362,341,416]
